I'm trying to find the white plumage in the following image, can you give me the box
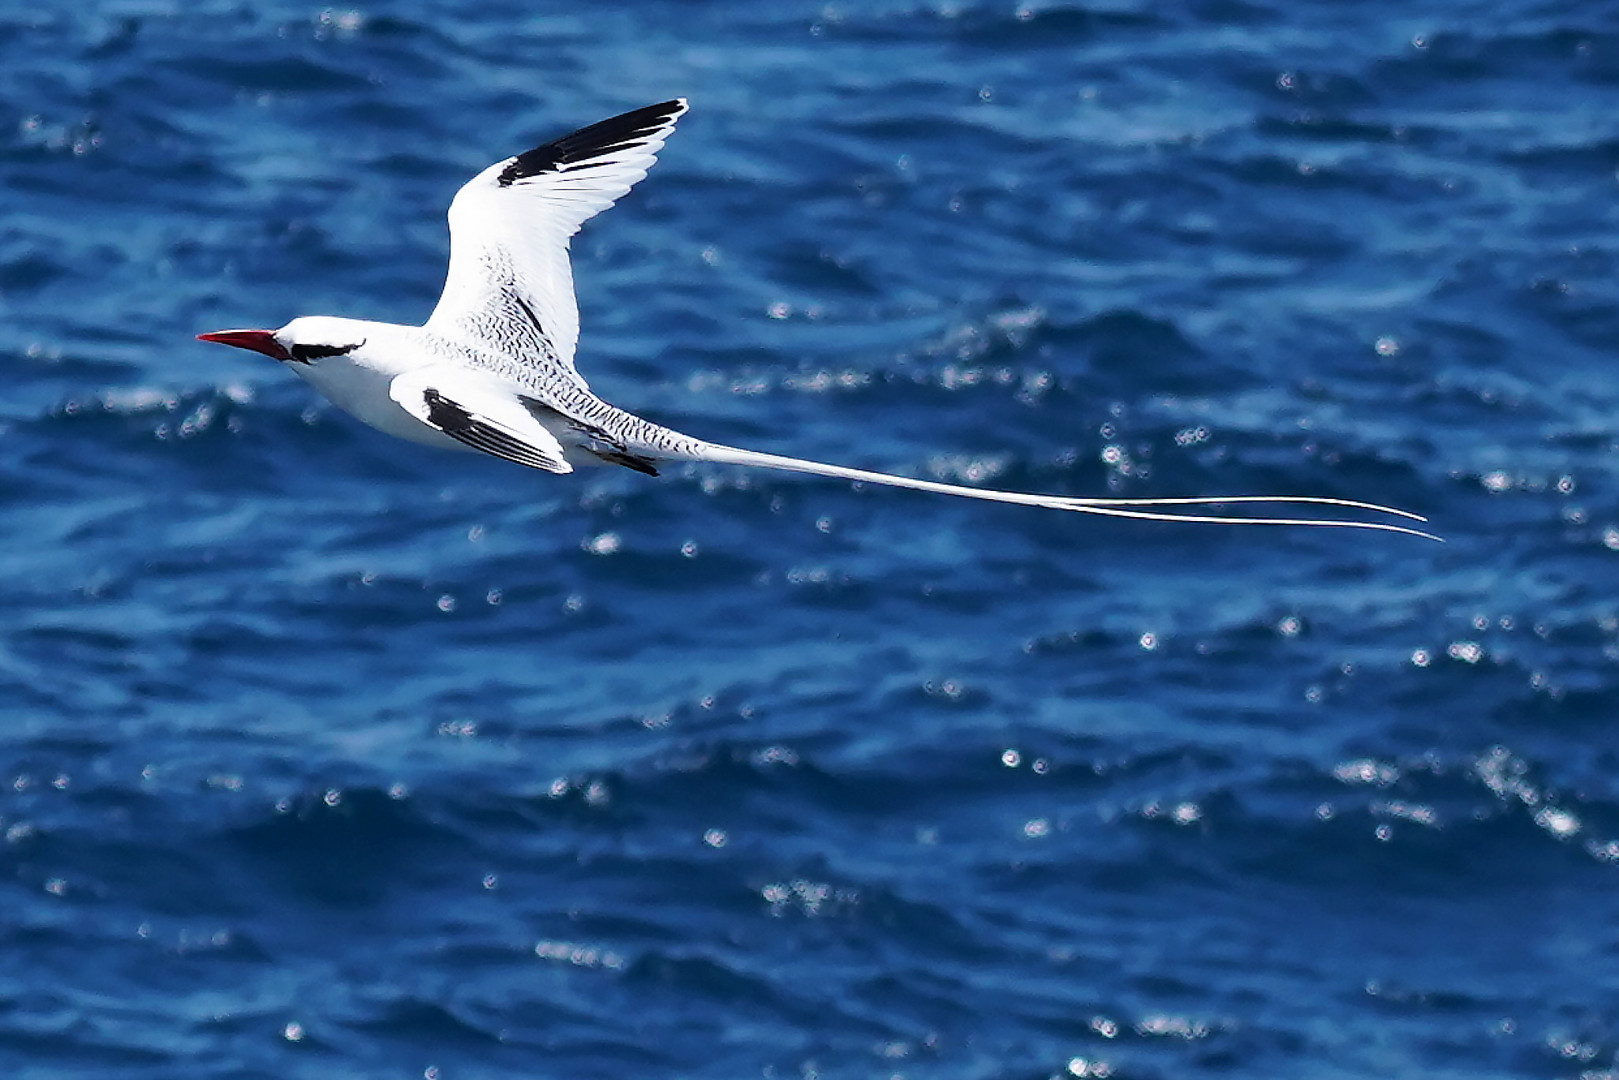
[198,100,1436,539]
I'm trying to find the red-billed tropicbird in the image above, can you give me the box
[198,99,1434,538]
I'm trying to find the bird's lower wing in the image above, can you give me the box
[390,368,573,475]
[686,442,1438,540]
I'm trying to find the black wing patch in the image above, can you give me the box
[512,292,551,346]
[421,389,570,474]
[498,100,686,187]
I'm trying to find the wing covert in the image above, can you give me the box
[390,367,574,474]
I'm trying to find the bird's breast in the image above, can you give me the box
[296,359,465,451]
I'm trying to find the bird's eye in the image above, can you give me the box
[288,342,360,363]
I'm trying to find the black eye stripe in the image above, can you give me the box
[288,341,361,363]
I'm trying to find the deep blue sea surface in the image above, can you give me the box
[3,1,1619,1077]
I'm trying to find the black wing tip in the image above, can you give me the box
[498,99,689,187]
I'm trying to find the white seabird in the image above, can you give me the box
[198,99,1434,538]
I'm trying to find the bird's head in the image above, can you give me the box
[197,316,367,365]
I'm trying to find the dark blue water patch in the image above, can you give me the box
[1417,24,1619,86]
[0,247,69,293]
[220,788,459,905]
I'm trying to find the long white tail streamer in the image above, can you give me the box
[693,443,1439,541]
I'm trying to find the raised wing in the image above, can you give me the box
[390,367,573,474]
[425,99,689,391]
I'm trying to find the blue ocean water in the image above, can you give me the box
[2,0,1618,1076]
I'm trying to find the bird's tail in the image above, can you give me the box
[686,441,1439,540]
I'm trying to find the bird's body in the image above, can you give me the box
[273,314,700,473]
[200,100,1436,539]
